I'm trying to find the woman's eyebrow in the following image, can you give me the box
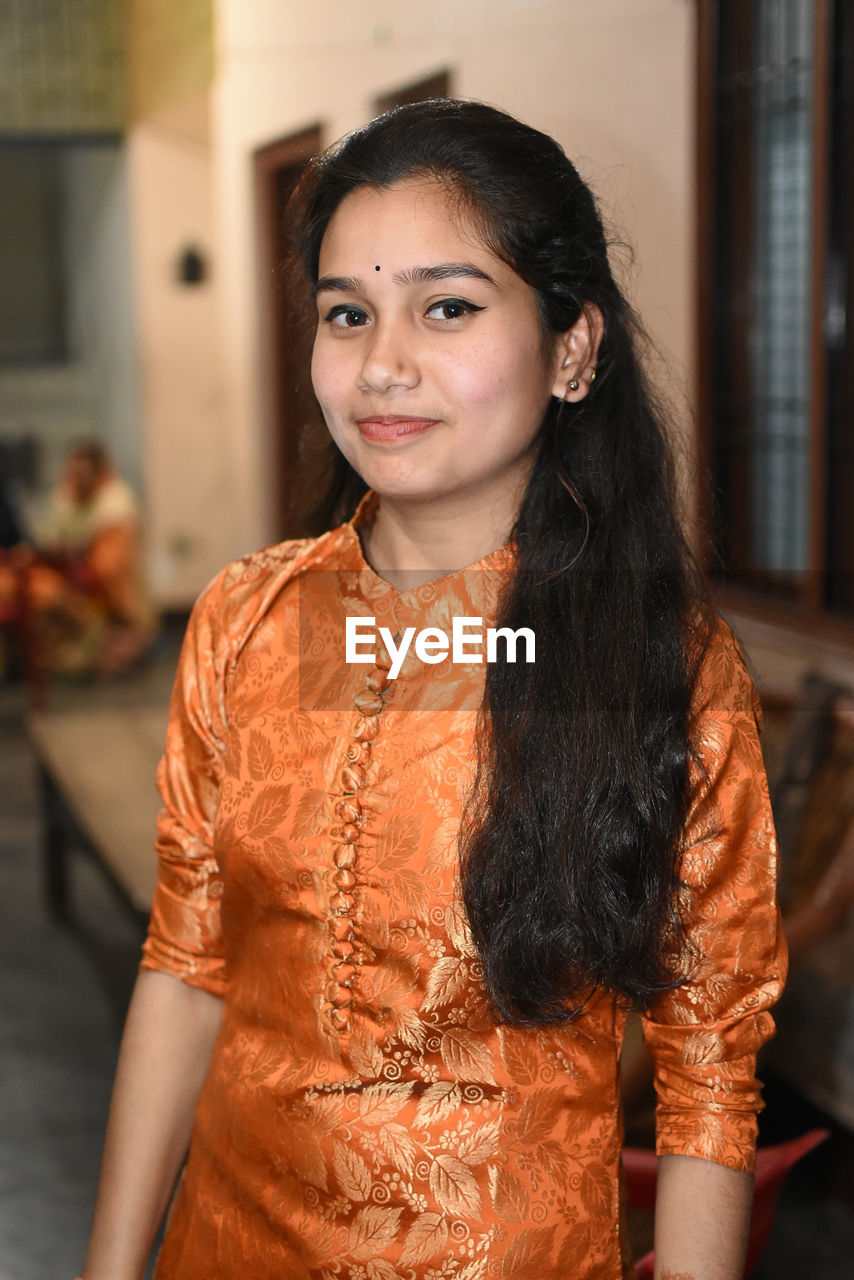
[313,275,363,298]
[393,262,496,286]
[312,262,496,298]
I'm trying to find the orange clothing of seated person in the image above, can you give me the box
[7,445,157,675]
[139,491,787,1280]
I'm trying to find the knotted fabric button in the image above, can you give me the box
[332,937,355,960]
[332,962,356,986]
[354,716,379,742]
[331,891,355,914]
[334,845,357,870]
[334,868,357,891]
[332,916,354,942]
[336,798,361,823]
[339,823,359,844]
[354,691,384,716]
[367,670,390,693]
[341,764,364,792]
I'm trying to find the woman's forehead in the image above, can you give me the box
[317,177,498,276]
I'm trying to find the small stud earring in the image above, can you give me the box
[589,369,597,383]
[567,378,580,392]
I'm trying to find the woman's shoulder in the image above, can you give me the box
[209,533,321,595]
[689,610,763,730]
[187,523,350,663]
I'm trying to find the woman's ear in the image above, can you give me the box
[551,303,605,402]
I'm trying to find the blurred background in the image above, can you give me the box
[0,1,853,1277]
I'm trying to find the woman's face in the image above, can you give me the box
[311,178,568,509]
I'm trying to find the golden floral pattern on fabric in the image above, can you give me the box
[140,494,786,1279]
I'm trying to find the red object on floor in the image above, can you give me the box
[623,1128,829,1279]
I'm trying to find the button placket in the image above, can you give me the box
[325,646,391,1033]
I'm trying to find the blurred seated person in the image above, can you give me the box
[0,441,157,676]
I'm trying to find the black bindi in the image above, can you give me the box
[375,264,381,271]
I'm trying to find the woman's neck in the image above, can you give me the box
[360,486,521,592]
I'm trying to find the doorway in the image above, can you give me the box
[254,125,324,539]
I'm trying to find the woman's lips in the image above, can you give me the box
[355,415,440,442]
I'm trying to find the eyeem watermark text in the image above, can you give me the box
[345,616,535,680]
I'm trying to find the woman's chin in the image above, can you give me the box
[350,463,452,506]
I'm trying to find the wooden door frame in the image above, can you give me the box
[254,124,323,539]
[694,0,835,616]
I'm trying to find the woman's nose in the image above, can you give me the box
[358,321,420,393]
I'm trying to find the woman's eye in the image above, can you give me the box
[425,298,485,322]
[324,306,369,329]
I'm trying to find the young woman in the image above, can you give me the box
[80,99,786,1280]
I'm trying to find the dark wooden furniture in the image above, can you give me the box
[28,705,167,926]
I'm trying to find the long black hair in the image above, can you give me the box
[289,98,713,1024]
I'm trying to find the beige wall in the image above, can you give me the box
[126,104,235,606]
[125,0,235,606]
[208,0,697,559]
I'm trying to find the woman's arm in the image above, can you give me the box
[80,970,223,1280]
[640,626,787,1276]
[653,1154,753,1280]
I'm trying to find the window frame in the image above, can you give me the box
[694,0,854,646]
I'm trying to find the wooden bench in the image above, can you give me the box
[28,705,168,926]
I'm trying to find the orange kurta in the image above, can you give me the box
[141,494,786,1280]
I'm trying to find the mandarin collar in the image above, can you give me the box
[333,490,516,624]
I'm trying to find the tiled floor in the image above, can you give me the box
[0,643,178,1280]
[1,650,853,1280]
[0,710,142,1279]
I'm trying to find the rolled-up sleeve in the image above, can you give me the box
[140,572,231,997]
[640,622,788,1172]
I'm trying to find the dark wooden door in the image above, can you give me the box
[254,125,326,539]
